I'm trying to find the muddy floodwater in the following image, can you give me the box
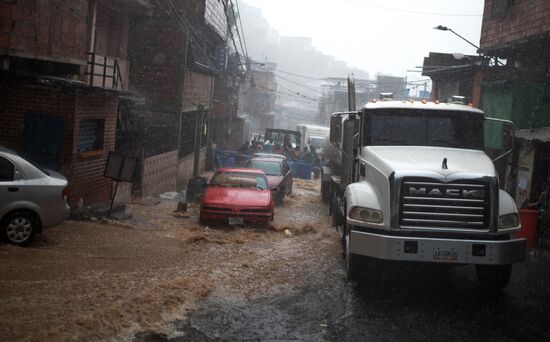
[3,178,550,342]
[0,178,337,341]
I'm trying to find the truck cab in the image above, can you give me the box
[328,97,526,289]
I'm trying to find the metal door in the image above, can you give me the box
[23,114,64,171]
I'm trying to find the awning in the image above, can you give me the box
[515,127,550,142]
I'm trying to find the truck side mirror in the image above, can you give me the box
[330,116,342,144]
[485,117,514,162]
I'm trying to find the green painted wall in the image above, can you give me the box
[482,83,550,149]
[512,85,550,129]
[482,84,513,149]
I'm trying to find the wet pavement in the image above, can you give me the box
[136,180,550,342]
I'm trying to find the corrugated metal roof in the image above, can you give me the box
[515,127,550,142]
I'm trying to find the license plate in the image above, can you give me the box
[228,217,244,225]
[433,248,458,261]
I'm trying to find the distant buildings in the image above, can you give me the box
[317,75,407,126]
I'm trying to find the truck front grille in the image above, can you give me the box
[399,178,490,230]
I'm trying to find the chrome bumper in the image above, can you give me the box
[349,230,526,265]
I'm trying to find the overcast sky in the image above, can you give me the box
[241,0,484,80]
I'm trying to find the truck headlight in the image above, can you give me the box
[349,207,383,223]
[498,213,519,229]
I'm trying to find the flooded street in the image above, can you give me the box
[2,179,550,341]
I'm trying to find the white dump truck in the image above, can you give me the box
[297,124,330,152]
[324,77,526,289]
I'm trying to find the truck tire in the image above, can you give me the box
[475,264,512,290]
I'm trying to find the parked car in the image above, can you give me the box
[245,157,292,204]
[199,168,274,225]
[0,147,69,246]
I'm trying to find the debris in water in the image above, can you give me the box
[176,201,188,212]
[284,229,293,237]
[159,191,180,200]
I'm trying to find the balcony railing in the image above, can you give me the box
[85,52,125,91]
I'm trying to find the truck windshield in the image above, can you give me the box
[364,109,484,150]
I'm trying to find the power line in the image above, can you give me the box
[157,0,218,69]
[233,0,249,59]
[223,0,246,69]
[341,0,483,17]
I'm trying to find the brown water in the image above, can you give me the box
[0,178,336,341]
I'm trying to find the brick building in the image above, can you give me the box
[0,0,145,208]
[479,0,550,206]
[119,0,228,196]
[421,52,484,107]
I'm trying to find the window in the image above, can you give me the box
[0,157,14,181]
[78,119,104,152]
[211,171,269,190]
[364,109,484,150]
[492,0,515,18]
[248,160,283,176]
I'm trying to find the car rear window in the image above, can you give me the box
[248,160,282,176]
[211,172,269,190]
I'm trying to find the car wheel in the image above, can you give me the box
[476,264,512,290]
[2,211,38,246]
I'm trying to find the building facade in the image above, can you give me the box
[479,0,550,206]
[0,0,231,209]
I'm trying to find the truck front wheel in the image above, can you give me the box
[475,264,512,290]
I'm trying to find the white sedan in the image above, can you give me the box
[0,147,69,246]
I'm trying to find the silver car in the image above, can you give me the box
[0,147,69,246]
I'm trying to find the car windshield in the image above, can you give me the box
[248,160,282,176]
[210,172,268,190]
[364,109,484,150]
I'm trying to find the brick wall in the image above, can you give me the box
[204,0,227,38]
[0,79,75,174]
[0,0,89,62]
[127,18,186,112]
[70,91,118,207]
[0,78,119,207]
[480,0,550,50]
[182,71,215,112]
[142,150,179,197]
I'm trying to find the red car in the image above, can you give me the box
[199,168,274,225]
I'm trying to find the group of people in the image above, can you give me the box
[238,135,318,162]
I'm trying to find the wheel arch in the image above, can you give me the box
[1,208,43,233]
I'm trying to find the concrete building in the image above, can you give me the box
[422,52,484,106]
[237,63,278,142]
[479,0,550,206]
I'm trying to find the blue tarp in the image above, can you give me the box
[215,149,313,179]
